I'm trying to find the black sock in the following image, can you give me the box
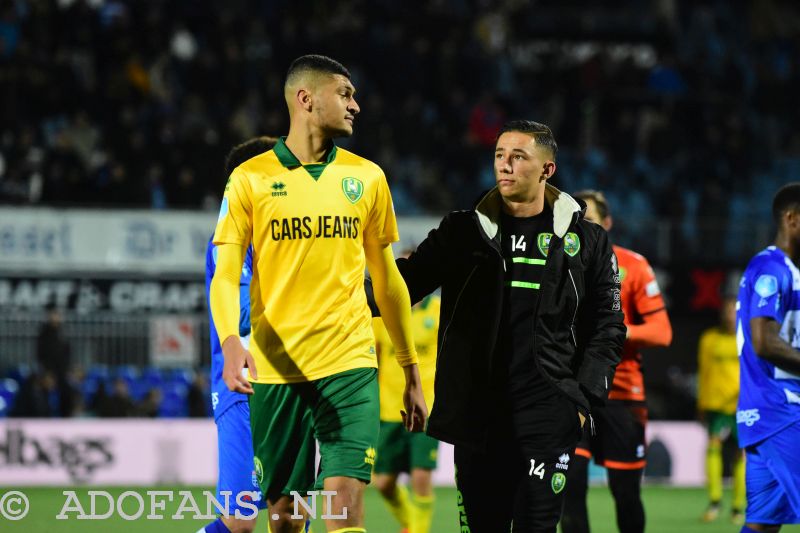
[608,468,645,533]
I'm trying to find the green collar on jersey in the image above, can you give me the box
[273,136,338,180]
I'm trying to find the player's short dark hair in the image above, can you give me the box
[498,120,558,159]
[224,136,278,177]
[573,189,611,219]
[773,182,800,224]
[286,55,351,85]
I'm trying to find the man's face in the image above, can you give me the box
[582,198,612,231]
[312,74,360,137]
[582,198,602,224]
[494,131,553,202]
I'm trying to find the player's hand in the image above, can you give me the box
[401,364,428,432]
[578,411,586,428]
[221,336,258,394]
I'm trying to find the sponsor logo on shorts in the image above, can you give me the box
[551,472,567,494]
[736,409,761,427]
[556,453,570,471]
[364,447,376,466]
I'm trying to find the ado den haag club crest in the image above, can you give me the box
[342,177,364,203]
[537,232,581,257]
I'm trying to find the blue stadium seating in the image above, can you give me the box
[0,378,20,417]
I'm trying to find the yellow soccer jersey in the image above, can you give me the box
[374,295,440,422]
[697,326,740,414]
[213,137,399,383]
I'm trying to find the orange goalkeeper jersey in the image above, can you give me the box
[609,245,670,402]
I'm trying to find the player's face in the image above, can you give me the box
[583,198,602,224]
[582,198,612,231]
[313,74,360,137]
[494,131,554,202]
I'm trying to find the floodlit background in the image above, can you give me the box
[2,0,800,531]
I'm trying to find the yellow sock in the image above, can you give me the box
[328,529,366,533]
[706,442,723,503]
[410,492,435,533]
[380,483,411,528]
[732,453,746,511]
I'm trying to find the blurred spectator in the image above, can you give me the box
[36,308,71,379]
[136,388,163,418]
[0,0,797,264]
[96,377,136,417]
[36,307,75,417]
[10,371,60,417]
[187,372,210,417]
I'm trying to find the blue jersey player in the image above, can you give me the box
[737,182,800,533]
[200,137,277,533]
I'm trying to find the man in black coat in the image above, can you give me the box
[395,120,626,532]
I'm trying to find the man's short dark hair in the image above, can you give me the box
[574,189,611,219]
[286,55,351,85]
[773,182,800,224]
[499,120,558,159]
[224,136,278,177]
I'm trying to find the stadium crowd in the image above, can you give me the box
[1,0,799,251]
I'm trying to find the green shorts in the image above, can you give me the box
[249,367,379,501]
[373,421,440,474]
[705,410,738,441]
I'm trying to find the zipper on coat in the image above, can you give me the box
[567,269,579,346]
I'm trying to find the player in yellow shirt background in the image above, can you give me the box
[696,296,745,524]
[372,250,440,533]
[210,55,427,533]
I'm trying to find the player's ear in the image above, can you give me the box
[297,88,313,112]
[604,215,613,232]
[540,161,556,182]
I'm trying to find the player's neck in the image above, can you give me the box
[501,194,546,218]
[774,232,800,264]
[284,127,331,164]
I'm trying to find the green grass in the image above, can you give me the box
[2,485,800,532]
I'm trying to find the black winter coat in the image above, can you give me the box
[397,185,626,451]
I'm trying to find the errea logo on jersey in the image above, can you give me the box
[556,453,570,471]
[271,181,287,197]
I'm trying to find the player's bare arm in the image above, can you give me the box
[365,241,428,432]
[210,242,258,394]
[750,316,800,375]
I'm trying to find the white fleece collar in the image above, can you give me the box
[475,184,581,240]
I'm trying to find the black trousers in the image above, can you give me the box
[454,392,582,533]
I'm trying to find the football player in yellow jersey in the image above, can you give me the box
[697,296,745,524]
[210,55,427,533]
[372,262,440,533]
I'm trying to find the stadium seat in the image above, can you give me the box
[5,365,32,384]
[158,382,189,418]
[0,378,20,417]
[166,368,193,388]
